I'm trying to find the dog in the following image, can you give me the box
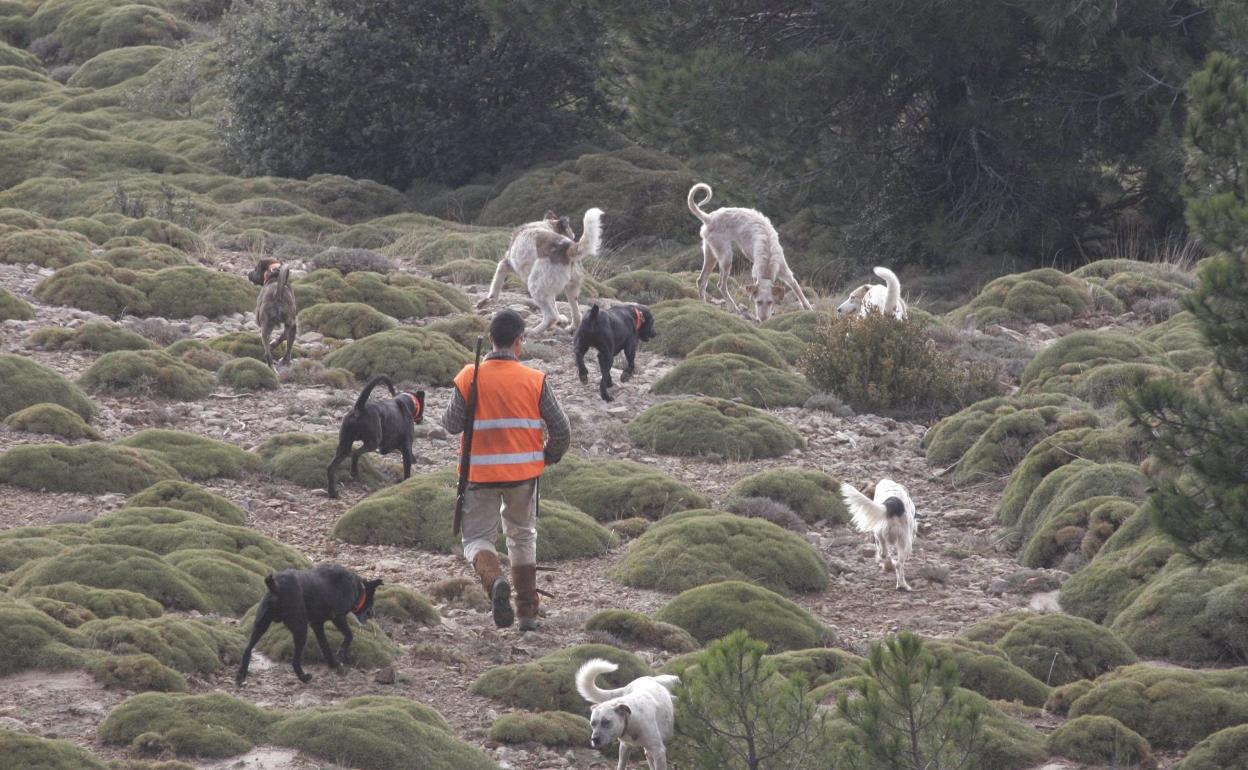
[478,208,604,335]
[687,183,813,322]
[841,479,918,591]
[236,564,382,685]
[836,266,908,319]
[326,375,425,498]
[247,258,298,368]
[573,303,657,402]
[576,658,679,770]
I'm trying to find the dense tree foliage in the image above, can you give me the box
[220,0,609,186]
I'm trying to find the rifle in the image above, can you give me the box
[452,336,485,537]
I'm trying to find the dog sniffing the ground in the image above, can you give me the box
[478,208,604,335]
[836,266,908,319]
[687,183,813,322]
[247,258,297,368]
[236,564,382,685]
[576,658,679,770]
[326,375,425,498]
[573,303,657,402]
[841,479,918,591]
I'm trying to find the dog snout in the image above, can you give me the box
[590,734,605,748]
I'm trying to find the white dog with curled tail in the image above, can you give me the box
[576,658,679,770]
[841,479,918,591]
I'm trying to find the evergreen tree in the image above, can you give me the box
[1127,52,1248,561]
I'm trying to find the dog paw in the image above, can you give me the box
[234,675,246,687]
[620,370,634,382]
[297,672,313,683]
[578,370,589,384]
[475,298,490,309]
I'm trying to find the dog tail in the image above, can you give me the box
[353,375,396,414]
[654,674,680,691]
[277,265,292,288]
[842,482,889,535]
[263,574,278,594]
[687,183,713,224]
[576,658,627,704]
[569,207,603,260]
[873,266,902,316]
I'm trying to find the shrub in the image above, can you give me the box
[332,469,456,549]
[584,609,699,653]
[245,611,398,669]
[31,321,155,352]
[89,507,308,572]
[0,600,87,675]
[88,653,189,693]
[99,692,276,758]
[1068,665,1248,749]
[648,300,764,357]
[80,350,215,400]
[726,468,846,524]
[656,581,828,652]
[1047,714,1156,769]
[115,430,257,481]
[997,425,1135,527]
[11,542,210,611]
[33,261,149,318]
[103,242,186,271]
[297,302,396,339]
[471,644,650,713]
[426,576,489,611]
[4,402,100,439]
[258,432,386,491]
[1020,330,1166,390]
[0,228,92,268]
[295,269,467,319]
[0,729,109,770]
[67,45,169,88]
[0,443,179,493]
[426,313,490,350]
[767,648,865,690]
[922,638,1051,706]
[723,496,806,531]
[541,453,709,521]
[688,332,788,368]
[612,511,828,594]
[1174,725,1248,770]
[489,711,589,748]
[1046,679,1096,716]
[761,310,828,343]
[604,269,697,304]
[430,257,499,285]
[217,357,279,390]
[324,328,471,386]
[953,405,1100,486]
[27,595,96,627]
[801,312,1002,419]
[163,339,227,371]
[372,585,440,626]
[309,246,395,275]
[995,613,1136,687]
[1012,461,1146,544]
[524,500,618,561]
[133,267,256,319]
[126,481,246,526]
[921,393,1080,469]
[1022,495,1139,568]
[0,353,95,420]
[653,352,814,408]
[946,268,1094,328]
[0,286,32,319]
[1059,512,1178,624]
[28,582,163,619]
[628,397,803,460]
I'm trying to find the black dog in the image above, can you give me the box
[573,303,657,402]
[236,564,382,685]
[327,375,425,498]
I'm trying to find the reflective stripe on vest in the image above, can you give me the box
[454,359,546,483]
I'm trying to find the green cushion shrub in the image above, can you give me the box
[1047,715,1156,769]
[1012,460,1146,544]
[952,404,1099,486]
[1020,330,1167,391]
[243,611,398,669]
[1022,495,1138,568]
[53,2,191,60]
[945,268,1093,328]
[0,600,87,675]
[162,550,267,614]
[0,443,179,493]
[10,543,210,611]
[997,425,1135,527]
[0,228,92,268]
[761,310,828,344]
[0,353,95,419]
[103,241,187,271]
[0,536,71,573]
[648,300,764,357]
[430,257,498,285]
[4,402,101,439]
[295,269,467,319]
[472,644,650,713]
[217,357,279,390]
[1174,725,1248,770]
[604,269,697,304]
[611,511,828,594]
[426,313,489,350]
[257,432,386,491]
[309,247,397,275]
[323,328,471,386]
[99,692,276,758]
[726,468,846,524]
[490,711,589,748]
[628,397,803,460]
[30,321,154,352]
[205,331,287,361]
[164,339,229,371]
[297,301,396,339]
[921,393,1080,469]
[0,286,33,319]
[653,352,813,408]
[332,468,457,549]
[33,261,149,318]
[1060,511,1177,625]
[89,507,307,572]
[584,609,699,653]
[80,350,215,400]
[523,500,618,561]
[28,582,163,620]
[0,729,108,770]
[995,613,1136,687]
[67,45,169,88]
[541,453,709,521]
[372,585,440,625]
[126,480,246,526]
[133,267,256,319]
[766,648,864,690]
[1046,679,1096,716]
[78,615,241,674]
[688,332,788,368]
[87,652,188,693]
[656,581,828,652]
[116,430,258,480]
[923,638,1051,706]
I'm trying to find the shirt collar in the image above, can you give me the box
[484,350,518,361]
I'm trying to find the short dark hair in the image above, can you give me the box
[489,309,526,348]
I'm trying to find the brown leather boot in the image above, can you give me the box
[512,564,539,632]
[472,551,513,628]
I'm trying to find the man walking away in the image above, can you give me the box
[442,309,570,631]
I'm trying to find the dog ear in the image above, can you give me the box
[772,283,788,301]
[744,282,759,296]
[543,210,557,221]
[365,578,383,590]
[614,704,632,716]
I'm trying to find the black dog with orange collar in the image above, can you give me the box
[326,375,425,498]
[573,303,658,402]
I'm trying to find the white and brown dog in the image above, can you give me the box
[841,479,918,591]
[687,183,813,322]
[577,658,679,770]
[478,208,603,335]
[836,266,907,319]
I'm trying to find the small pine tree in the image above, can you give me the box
[837,633,982,770]
[673,630,832,770]
[1126,52,1248,561]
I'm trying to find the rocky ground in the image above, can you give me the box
[0,254,1079,769]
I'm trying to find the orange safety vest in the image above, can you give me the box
[453,358,546,483]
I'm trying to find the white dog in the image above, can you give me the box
[478,208,603,335]
[576,658,679,770]
[836,266,908,319]
[841,479,918,591]
[687,183,813,322]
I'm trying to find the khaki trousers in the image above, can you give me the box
[460,479,537,567]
